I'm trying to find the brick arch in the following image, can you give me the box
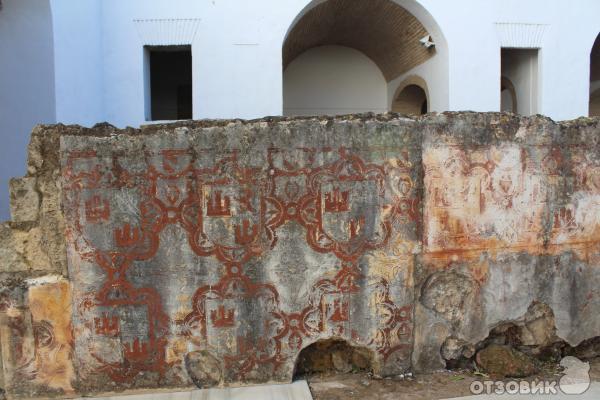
[282,0,446,82]
[590,33,600,82]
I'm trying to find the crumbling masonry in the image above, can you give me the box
[0,113,599,398]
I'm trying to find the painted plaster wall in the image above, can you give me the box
[0,0,56,221]
[283,46,388,116]
[50,0,103,126]
[45,0,600,129]
[387,56,445,112]
[1,113,599,398]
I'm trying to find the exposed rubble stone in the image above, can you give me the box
[475,344,539,377]
[483,302,560,358]
[419,271,475,326]
[442,301,600,374]
[9,178,39,223]
[331,351,353,373]
[294,340,374,377]
[185,350,222,388]
[517,302,558,348]
[563,336,600,361]
[441,336,475,362]
[0,224,28,273]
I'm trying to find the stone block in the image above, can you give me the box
[9,177,39,223]
[0,223,28,273]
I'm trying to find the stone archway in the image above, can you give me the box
[282,0,448,115]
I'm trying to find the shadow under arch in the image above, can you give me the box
[500,76,518,114]
[292,338,376,379]
[590,32,600,116]
[590,88,600,117]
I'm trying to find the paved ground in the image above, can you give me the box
[75,381,600,400]
[74,381,312,400]
[67,358,600,400]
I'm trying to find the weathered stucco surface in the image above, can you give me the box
[0,113,599,398]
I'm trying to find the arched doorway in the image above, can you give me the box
[282,0,447,116]
[590,34,600,117]
[392,77,428,115]
[500,76,517,113]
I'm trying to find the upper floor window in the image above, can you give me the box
[145,45,192,121]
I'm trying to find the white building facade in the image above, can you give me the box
[1,0,600,219]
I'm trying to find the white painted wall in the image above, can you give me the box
[45,0,600,126]
[409,0,600,118]
[51,0,103,126]
[283,46,388,116]
[0,0,55,220]
[388,55,446,112]
[492,0,600,120]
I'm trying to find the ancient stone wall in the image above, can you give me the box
[0,113,599,398]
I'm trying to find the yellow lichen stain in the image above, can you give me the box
[27,279,75,394]
[367,252,414,288]
[366,233,417,287]
[165,337,188,364]
[173,295,192,322]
